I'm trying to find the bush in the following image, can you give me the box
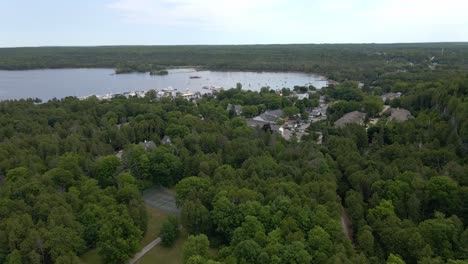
[160,216,179,247]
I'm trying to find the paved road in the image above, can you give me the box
[128,237,162,264]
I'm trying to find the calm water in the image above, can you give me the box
[0,68,328,101]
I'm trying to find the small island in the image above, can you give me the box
[150,69,169,75]
[115,62,168,76]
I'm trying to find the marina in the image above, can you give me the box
[0,68,328,101]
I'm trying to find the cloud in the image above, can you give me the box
[108,0,293,32]
[108,0,468,43]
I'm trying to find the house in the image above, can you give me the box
[178,90,201,100]
[253,109,284,123]
[310,109,321,117]
[388,108,413,122]
[334,111,367,128]
[161,135,172,145]
[227,104,242,115]
[381,92,402,102]
[246,119,282,134]
[115,150,124,160]
[139,140,156,151]
[294,93,309,100]
[319,95,326,104]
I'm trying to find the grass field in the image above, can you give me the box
[80,249,101,264]
[80,205,169,264]
[141,205,169,246]
[137,230,218,264]
[137,232,188,264]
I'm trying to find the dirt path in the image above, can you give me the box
[129,237,162,264]
[341,208,353,241]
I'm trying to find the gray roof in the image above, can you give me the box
[247,119,269,127]
[139,140,156,151]
[227,104,242,114]
[382,92,402,101]
[253,109,284,123]
[334,111,367,127]
[388,108,413,122]
[246,119,282,133]
[161,135,172,145]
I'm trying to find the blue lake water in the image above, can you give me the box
[0,68,328,101]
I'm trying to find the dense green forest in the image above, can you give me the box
[0,44,467,264]
[1,43,468,81]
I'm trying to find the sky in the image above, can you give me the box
[1,0,467,47]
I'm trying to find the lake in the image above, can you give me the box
[0,68,328,101]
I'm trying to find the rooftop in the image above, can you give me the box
[253,109,284,123]
[388,108,413,122]
[334,111,367,127]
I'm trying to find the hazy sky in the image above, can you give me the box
[1,0,467,47]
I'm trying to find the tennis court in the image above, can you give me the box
[143,187,180,215]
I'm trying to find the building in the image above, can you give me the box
[227,104,242,115]
[139,140,156,151]
[161,135,172,145]
[388,108,413,122]
[334,111,367,128]
[294,93,309,100]
[253,109,284,123]
[381,92,402,102]
[246,119,281,134]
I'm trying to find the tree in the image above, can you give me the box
[283,106,300,118]
[425,176,459,216]
[160,216,179,247]
[94,155,121,187]
[148,147,182,186]
[307,226,333,263]
[241,105,259,118]
[357,225,375,256]
[234,239,261,263]
[363,95,384,117]
[387,254,406,264]
[5,250,22,264]
[166,124,190,139]
[281,241,312,264]
[181,200,211,235]
[46,226,85,262]
[418,212,463,260]
[183,234,209,263]
[231,216,266,246]
[176,176,212,207]
[97,207,142,264]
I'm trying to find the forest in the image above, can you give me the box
[0,44,467,264]
[1,43,468,82]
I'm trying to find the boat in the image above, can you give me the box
[190,76,201,79]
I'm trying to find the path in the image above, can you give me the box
[128,237,162,264]
[341,208,353,241]
[129,187,180,264]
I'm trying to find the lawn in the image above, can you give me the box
[137,230,218,264]
[137,232,188,264]
[79,205,169,264]
[79,249,100,264]
[140,205,169,246]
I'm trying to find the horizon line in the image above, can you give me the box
[1,41,468,49]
